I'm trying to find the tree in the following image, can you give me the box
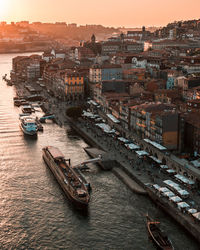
[66,106,83,118]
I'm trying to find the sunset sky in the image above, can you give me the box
[0,0,200,27]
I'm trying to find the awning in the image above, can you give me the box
[106,114,120,123]
[160,165,168,169]
[163,180,180,189]
[143,138,167,151]
[163,191,175,197]
[136,150,149,156]
[148,155,162,164]
[87,100,98,106]
[187,208,197,214]
[153,184,160,190]
[82,110,95,118]
[169,196,182,203]
[177,202,190,209]
[95,123,113,133]
[174,174,195,185]
[125,143,140,150]
[192,212,200,220]
[159,187,170,193]
[177,189,189,197]
[118,137,130,143]
[190,160,200,168]
[166,169,176,174]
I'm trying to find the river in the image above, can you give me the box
[0,53,198,249]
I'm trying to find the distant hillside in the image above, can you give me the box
[30,23,119,42]
[120,27,160,33]
[155,18,200,38]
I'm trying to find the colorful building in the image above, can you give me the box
[89,64,122,83]
[65,71,84,100]
[129,103,178,149]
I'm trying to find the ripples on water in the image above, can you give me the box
[0,53,198,249]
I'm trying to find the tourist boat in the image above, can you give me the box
[146,215,173,250]
[19,115,38,136]
[22,105,32,114]
[14,99,21,107]
[42,146,90,208]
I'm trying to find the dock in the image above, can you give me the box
[84,147,114,170]
[84,147,146,194]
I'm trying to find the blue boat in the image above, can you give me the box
[39,114,55,123]
[19,116,38,137]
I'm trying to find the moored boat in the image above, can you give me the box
[22,105,32,114]
[19,115,38,137]
[146,215,173,250]
[42,146,90,208]
[39,113,55,123]
[7,80,13,86]
[14,99,21,107]
[35,117,43,131]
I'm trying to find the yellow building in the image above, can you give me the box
[65,71,84,100]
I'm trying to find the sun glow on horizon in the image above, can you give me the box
[0,1,10,20]
[0,0,200,27]
[0,0,9,18]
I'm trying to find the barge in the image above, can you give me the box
[42,146,90,208]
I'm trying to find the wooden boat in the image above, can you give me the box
[42,146,90,208]
[146,215,173,250]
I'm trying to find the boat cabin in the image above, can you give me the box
[22,105,32,114]
[46,146,65,160]
[77,189,87,197]
[22,117,37,126]
[14,99,21,106]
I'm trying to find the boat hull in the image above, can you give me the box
[20,123,38,137]
[146,218,173,250]
[42,149,89,209]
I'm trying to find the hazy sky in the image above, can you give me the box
[0,0,200,27]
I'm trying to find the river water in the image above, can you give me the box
[0,53,198,250]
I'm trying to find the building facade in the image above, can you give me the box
[89,64,123,83]
[64,71,84,101]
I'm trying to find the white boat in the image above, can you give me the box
[19,115,38,136]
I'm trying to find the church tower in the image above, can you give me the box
[91,34,96,43]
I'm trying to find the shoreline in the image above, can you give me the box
[65,116,147,194]
[64,115,200,243]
